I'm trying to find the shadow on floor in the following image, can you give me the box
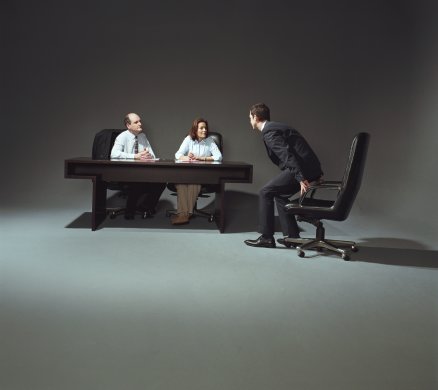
[65,199,217,231]
[353,238,438,269]
[65,190,261,233]
[223,190,259,233]
[285,237,438,269]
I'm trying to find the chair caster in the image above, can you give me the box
[297,249,305,258]
[141,210,154,219]
[351,245,358,252]
[342,253,350,261]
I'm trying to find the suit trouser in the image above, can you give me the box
[126,182,165,213]
[259,170,300,237]
[175,184,202,214]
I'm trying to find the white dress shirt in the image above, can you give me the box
[110,130,156,159]
[175,136,222,161]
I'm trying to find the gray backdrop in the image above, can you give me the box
[2,0,437,247]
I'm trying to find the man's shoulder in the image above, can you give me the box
[264,121,294,131]
[116,129,129,138]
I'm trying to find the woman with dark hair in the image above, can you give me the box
[171,118,222,225]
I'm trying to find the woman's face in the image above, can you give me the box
[196,122,208,140]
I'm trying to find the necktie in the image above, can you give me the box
[133,136,138,154]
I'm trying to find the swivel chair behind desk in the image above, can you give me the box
[91,128,149,219]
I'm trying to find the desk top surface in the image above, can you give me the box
[66,158,253,168]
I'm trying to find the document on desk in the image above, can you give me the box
[111,158,160,161]
[174,160,221,164]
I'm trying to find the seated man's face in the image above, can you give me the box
[127,114,142,135]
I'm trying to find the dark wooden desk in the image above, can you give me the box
[65,158,253,232]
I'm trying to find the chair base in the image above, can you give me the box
[192,206,216,222]
[284,220,358,260]
[165,206,215,222]
[284,237,358,260]
[107,208,151,220]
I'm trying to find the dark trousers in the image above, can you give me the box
[126,182,165,213]
[259,170,301,238]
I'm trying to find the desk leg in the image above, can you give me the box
[92,178,107,231]
[215,183,225,233]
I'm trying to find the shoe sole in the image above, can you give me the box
[244,242,276,248]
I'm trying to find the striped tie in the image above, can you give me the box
[133,136,138,154]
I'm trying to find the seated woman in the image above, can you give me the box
[171,118,223,225]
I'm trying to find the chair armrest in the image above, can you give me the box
[300,180,342,204]
[316,180,342,186]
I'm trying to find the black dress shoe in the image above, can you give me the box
[277,237,298,248]
[244,235,276,248]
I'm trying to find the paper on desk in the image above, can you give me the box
[110,158,160,161]
[174,160,221,164]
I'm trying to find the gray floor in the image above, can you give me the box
[1,196,437,390]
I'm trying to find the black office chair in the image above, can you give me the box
[91,129,149,219]
[166,131,223,222]
[283,132,370,260]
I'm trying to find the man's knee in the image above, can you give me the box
[260,185,278,201]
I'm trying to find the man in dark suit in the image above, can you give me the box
[244,103,323,248]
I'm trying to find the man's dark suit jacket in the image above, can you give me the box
[262,121,323,183]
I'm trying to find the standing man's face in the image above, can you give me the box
[127,113,143,135]
[249,112,258,130]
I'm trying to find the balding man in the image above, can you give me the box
[111,113,165,219]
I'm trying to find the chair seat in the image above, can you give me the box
[285,198,339,221]
[287,198,335,209]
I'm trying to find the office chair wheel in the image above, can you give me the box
[351,245,358,252]
[342,253,350,261]
[297,249,305,258]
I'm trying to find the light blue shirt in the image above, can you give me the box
[175,136,222,161]
[110,130,156,159]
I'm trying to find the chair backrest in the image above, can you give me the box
[208,131,223,155]
[92,129,124,160]
[332,132,370,220]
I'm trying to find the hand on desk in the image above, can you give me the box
[179,153,209,162]
[180,153,198,161]
[136,149,153,160]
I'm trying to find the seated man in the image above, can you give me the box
[110,112,165,219]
